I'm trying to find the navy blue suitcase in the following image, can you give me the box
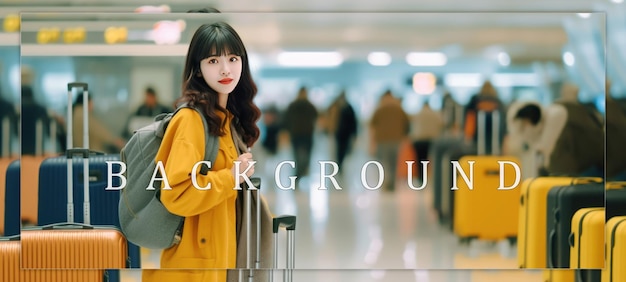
[37,152,141,269]
[3,159,19,236]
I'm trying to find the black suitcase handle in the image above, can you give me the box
[65,148,105,158]
[68,82,88,91]
[0,234,20,241]
[273,215,296,233]
[40,222,95,230]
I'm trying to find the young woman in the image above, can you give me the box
[142,21,261,282]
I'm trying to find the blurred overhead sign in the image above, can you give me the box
[104,26,128,44]
[3,14,19,32]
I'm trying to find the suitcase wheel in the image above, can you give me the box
[458,236,477,245]
[507,236,517,247]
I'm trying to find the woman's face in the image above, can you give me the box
[199,53,242,95]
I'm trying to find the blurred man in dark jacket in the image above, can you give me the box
[284,86,318,179]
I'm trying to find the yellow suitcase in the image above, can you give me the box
[517,177,602,268]
[602,216,626,282]
[543,269,575,281]
[569,208,604,269]
[453,155,521,242]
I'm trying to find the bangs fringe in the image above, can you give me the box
[199,25,245,60]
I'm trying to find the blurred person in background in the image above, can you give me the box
[21,85,51,156]
[124,86,173,138]
[72,92,125,153]
[605,80,626,180]
[0,91,17,156]
[369,90,410,192]
[441,91,462,137]
[261,104,282,155]
[284,86,318,180]
[409,102,443,181]
[508,83,604,177]
[134,86,173,117]
[328,90,358,170]
[463,80,506,154]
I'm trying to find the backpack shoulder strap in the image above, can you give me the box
[177,103,219,174]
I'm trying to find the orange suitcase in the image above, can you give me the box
[396,139,417,179]
[0,235,20,282]
[517,177,602,268]
[1,235,105,282]
[21,83,128,270]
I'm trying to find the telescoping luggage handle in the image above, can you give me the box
[240,177,264,282]
[476,110,500,156]
[66,82,91,225]
[272,215,296,282]
[240,177,297,282]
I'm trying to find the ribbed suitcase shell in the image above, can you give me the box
[0,237,20,282]
[21,225,127,269]
[21,270,105,282]
[1,236,105,282]
[36,154,141,268]
[453,155,520,241]
[517,177,601,268]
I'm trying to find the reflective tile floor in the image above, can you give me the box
[120,132,544,281]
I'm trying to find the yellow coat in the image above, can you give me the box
[142,108,239,282]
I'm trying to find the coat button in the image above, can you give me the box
[200,238,206,244]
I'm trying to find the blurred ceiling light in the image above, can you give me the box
[444,73,483,88]
[497,52,511,66]
[277,51,343,67]
[367,52,392,66]
[412,72,437,95]
[612,0,624,3]
[563,51,576,66]
[491,73,539,87]
[406,52,447,67]
[577,13,591,18]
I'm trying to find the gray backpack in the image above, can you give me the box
[119,104,218,249]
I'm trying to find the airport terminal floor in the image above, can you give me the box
[119,131,544,282]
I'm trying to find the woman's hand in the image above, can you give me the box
[232,152,255,182]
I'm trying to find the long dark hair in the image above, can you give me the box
[177,21,261,147]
